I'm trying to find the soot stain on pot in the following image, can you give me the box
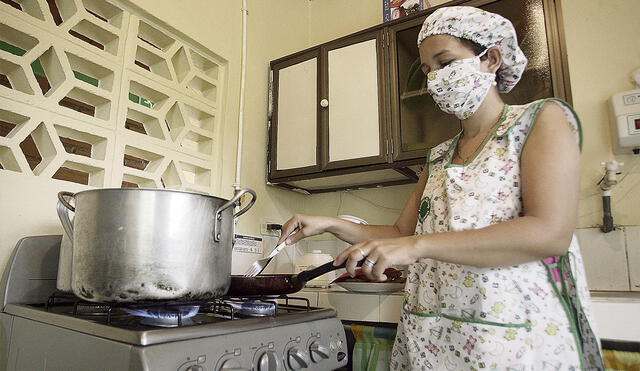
[154,281,177,292]
[79,286,94,299]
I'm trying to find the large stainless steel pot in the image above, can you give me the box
[56,188,256,303]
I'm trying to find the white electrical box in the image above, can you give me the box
[609,88,640,155]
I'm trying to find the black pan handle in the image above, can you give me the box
[296,259,364,283]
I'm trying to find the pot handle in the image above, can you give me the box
[56,191,76,239]
[213,188,257,242]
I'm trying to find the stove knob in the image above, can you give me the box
[287,347,310,369]
[257,350,280,371]
[186,366,204,371]
[309,342,330,363]
[219,359,248,371]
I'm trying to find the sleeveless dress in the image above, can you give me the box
[390,99,604,370]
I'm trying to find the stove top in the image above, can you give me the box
[5,293,335,346]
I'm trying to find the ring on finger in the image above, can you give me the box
[356,247,366,258]
[363,258,376,268]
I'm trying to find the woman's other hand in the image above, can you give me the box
[334,236,423,282]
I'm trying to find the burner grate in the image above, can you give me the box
[42,292,313,327]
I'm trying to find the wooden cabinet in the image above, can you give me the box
[268,0,571,194]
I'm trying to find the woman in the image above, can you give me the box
[278,6,603,370]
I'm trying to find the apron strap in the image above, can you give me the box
[543,254,605,370]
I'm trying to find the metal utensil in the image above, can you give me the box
[243,228,298,277]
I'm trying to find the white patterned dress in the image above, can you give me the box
[390,99,604,371]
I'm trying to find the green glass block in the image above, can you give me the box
[0,41,26,56]
[30,60,45,78]
[73,71,99,87]
[139,97,152,108]
[129,92,140,103]
[128,92,154,108]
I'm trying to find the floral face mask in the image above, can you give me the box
[426,49,496,120]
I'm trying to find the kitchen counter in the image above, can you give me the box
[287,286,405,323]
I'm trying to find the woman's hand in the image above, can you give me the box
[334,235,424,282]
[277,214,335,245]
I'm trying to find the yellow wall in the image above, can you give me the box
[561,0,640,227]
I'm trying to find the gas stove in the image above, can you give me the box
[0,236,347,371]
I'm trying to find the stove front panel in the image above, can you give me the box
[138,317,348,371]
[4,316,347,371]
[6,316,137,371]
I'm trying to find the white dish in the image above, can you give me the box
[335,281,405,293]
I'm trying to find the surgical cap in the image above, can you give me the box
[417,6,527,93]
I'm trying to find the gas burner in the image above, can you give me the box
[74,303,112,316]
[224,299,276,317]
[140,316,197,327]
[122,305,200,327]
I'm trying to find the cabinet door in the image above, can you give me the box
[625,227,640,292]
[577,228,630,291]
[269,50,321,179]
[321,30,388,170]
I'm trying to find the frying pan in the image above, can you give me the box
[226,260,363,297]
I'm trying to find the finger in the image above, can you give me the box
[345,248,366,277]
[361,248,379,281]
[277,219,298,244]
[286,227,307,245]
[334,242,365,266]
[333,245,352,266]
[371,257,389,282]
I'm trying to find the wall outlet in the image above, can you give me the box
[260,219,281,237]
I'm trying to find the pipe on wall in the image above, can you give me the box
[233,0,249,194]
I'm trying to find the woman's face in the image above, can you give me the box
[418,35,480,76]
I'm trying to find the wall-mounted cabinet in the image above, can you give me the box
[267,0,571,194]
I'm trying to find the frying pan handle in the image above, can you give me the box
[296,260,364,283]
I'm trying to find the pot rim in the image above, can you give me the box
[69,187,229,202]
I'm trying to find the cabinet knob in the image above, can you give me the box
[320,99,329,108]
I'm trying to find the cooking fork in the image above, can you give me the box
[243,228,298,277]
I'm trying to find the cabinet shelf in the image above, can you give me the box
[400,88,429,100]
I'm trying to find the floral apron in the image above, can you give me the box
[390,99,604,370]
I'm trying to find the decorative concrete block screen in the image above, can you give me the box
[0,0,226,195]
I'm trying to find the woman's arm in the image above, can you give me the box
[277,167,428,245]
[336,102,581,280]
